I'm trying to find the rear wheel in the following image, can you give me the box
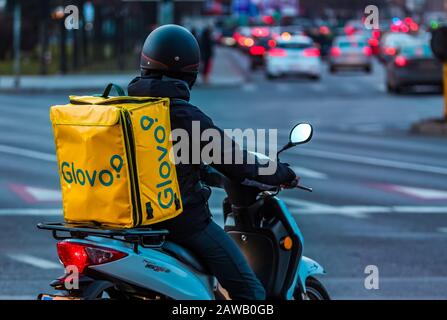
[294,277,330,300]
[364,65,372,73]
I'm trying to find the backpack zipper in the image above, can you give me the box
[70,98,160,105]
[121,110,143,227]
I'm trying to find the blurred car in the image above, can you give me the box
[379,32,414,63]
[233,27,252,52]
[247,26,274,70]
[265,35,322,80]
[328,35,373,73]
[386,42,443,93]
[363,29,381,55]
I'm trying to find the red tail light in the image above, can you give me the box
[268,48,287,57]
[57,241,127,273]
[330,47,341,57]
[384,47,397,56]
[394,55,407,67]
[368,38,379,47]
[249,46,266,55]
[243,37,254,47]
[303,48,320,57]
[268,39,276,48]
[363,46,372,56]
[252,27,269,38]
[400,24,410,33]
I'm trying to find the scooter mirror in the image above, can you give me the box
[289,123,313,145]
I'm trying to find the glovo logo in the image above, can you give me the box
[140,115,175,209]
[61,155,124,187]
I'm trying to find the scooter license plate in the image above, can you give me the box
[39,294,81,300]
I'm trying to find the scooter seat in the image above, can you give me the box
[162,241,211,275]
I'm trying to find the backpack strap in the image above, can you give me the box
[170,98,190,107]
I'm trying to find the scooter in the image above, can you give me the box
[37,123,329,300]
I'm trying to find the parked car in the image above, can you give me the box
[328,35,372,73]
[386,42,443,93]
[265,35,322,80]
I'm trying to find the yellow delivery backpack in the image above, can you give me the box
[50,84,183,228]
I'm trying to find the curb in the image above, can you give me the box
[410,118,447,136]
[0,80,243,94]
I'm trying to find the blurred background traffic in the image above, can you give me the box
[1,0,447,300]
[0,0,446,89]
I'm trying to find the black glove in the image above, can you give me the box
[281,166,299,189]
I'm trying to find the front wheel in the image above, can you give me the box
[295,277,330,300]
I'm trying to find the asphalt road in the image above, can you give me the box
[0,58,446,299]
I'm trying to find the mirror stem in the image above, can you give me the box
[277,142,292,158]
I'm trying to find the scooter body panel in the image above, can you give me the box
[69,238,215,300]
[274,197,306,299]
[297,256,326,292]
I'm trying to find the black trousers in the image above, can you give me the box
[174,220,266,300]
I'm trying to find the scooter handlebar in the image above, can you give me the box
[297,185,313,192]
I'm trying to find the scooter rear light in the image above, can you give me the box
[57,241,127,273]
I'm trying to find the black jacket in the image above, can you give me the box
[128,75,295,238]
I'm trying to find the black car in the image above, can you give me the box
[386,41,443,93]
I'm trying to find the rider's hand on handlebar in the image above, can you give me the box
[281,177,300,189]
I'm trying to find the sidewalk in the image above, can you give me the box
[0,47,246,93]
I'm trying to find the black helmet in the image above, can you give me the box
[140,24,200,75]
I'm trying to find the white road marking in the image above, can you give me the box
[0,208,61,216]
[276,83,290,92]
[309,83,326,93]
[376,83,386,92]
[293,148,447,175]
[354,123,384,133]
[0,295,36,300]
[291,166,328,179]
[242,83,257,92]
[8,254,61,270]
[23,186,62,202]
[282,197,447,217]
[0,144,56,162]
[2,202,446,219]
[385,185,447,200]
[213,195,447,218]
[437,227,447,233]
[342,83,358,94]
